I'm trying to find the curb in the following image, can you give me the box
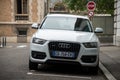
[100,44,114,47]
[99,62,117,80]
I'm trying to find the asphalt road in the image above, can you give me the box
[0,43,107,80]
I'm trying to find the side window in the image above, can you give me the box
[80,20,89,32]
[15,0,29,20]
[75,19,92,32]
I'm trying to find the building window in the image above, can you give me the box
[18,30,27,35]
[15,0,29,20]
[17,28,28,36]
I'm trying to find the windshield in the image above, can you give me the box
[41,16,93,32]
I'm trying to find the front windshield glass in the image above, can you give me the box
[41,16,93,32]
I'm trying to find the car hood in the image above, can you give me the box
[33,29,98,43]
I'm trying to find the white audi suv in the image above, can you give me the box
[29,14,103,73]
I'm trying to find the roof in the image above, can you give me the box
[47,14,89,19]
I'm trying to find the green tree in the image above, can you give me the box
[63,0,87,14]
[96,0,114,16]
[63,0,114,16]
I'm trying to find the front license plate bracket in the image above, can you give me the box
[51,51,76,59]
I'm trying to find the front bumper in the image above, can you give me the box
[30,41,99,67]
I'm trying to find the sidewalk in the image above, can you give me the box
[100,46,120,80]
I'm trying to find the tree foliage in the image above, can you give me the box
[96,0,114,16]
[63,0,114,16]
[63,0,87,13]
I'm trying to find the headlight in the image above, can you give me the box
[83,42,98,48]
[32,38,47,45]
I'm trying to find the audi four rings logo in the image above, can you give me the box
[58,43,71,48]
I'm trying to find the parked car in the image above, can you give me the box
[29,14,103,73]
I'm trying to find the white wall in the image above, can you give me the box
[114,0,120,46]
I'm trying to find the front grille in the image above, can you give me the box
[48,41,80,59]
[81,55,97,63]
[45,60,80,65]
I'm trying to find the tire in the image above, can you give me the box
[29,60,38,70]
[89,65,99,75]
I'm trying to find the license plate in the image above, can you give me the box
[52,51,75,58]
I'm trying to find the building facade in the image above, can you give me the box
[0,0,45,43]
[114,0,120,46]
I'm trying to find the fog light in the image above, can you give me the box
[32,51,46,59]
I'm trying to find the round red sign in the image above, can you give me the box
[87,1,96,11]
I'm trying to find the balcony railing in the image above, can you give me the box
[15,14,29,21]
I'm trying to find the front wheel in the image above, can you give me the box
[29,60,38,70]
[89,65,99,74]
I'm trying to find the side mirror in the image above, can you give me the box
[32,23,38,29]
[94,27,103,33]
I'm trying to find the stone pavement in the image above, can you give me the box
[100,46,120,80]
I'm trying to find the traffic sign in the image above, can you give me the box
[87,1,96,11]
[88,11,94,17]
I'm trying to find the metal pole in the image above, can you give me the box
[0,37,3,47]
[2,37,4,47]
[5,37,6,46]
[0,37,1,47]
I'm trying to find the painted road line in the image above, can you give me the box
[99,62,117,80]
[17,45,27,48]
[6,46,13,48]
[2,45,27,49]
[27,72,91,80]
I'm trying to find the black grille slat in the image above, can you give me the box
[49,42,80,51]
[48,41,81,59]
